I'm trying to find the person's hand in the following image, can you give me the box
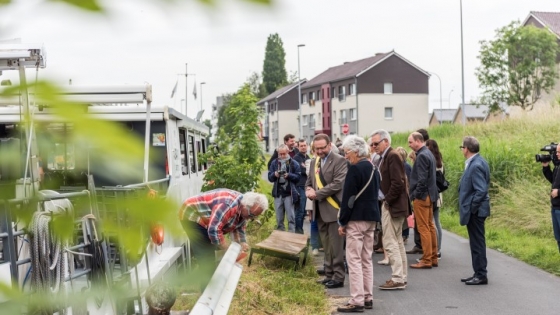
[241,242,249,252]
[338,226,346,236]
[218,242,229,251]
[307,190,316,200]
[274,171,280,178]
[283,173,289,179]
[552,188,558,198]
[542,161,550,167]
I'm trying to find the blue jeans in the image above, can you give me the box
[310,218,321,250]
[552,208,560,252]
[295,186,306,234]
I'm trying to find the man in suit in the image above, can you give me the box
[306,133,348,289]
[371,129,410,290]
[459,136,490,285]
[407,132,439,269]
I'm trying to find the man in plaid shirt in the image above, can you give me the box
[179,188,268,282]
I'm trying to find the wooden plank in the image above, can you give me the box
[267,231,308,246]
[254,231,309,256]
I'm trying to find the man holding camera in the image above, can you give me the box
[541,144,560,253]
[268,144,301,233]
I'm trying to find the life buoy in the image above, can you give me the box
[151,223,164,246]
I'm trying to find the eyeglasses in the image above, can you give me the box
[344,150,354,156]
[247,207,258,220]
[370,139,385,147]
[315,144,329,151]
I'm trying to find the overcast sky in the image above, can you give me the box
[0,0,558,121]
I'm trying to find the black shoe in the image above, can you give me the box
[406,247,423,254]
[337,303,364,313]
[316,278,331,284]
[364,300,373,309]
[465,277,488,285]
[461,276,474,283]
[316,269,325,275]
[325,280,344,289]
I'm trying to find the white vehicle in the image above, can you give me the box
[0,41,209,314]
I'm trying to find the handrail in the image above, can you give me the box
[190,243,244,315]
[122,176,170,189]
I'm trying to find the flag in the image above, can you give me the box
[170,80,178,98]
[193,79,197,100]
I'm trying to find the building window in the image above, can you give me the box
[349,83,356,95]
[179,129,189,175]
[331,87,336,98]
[310,91,315,101]
[338,86,346,96]
[350,108,357,120]
[385,107,393,119]
[339,110,347,124]
[333,111,336,121]
[303,115,308,126]
[189,135,196,173]
[309,114,315,129]
[325,88,330,98]
[384,82,393,94]
[316,90,320,100]
[302,93,308,104]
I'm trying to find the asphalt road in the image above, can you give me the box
[312,227,560,315]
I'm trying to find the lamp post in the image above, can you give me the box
[448,89,454,109]
[200,82,206,116]
[460,0,466,125]
[297,44,305,139]
[429,72,443,125]
[181,99,185,114]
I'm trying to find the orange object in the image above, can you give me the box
[151,223,164,246]
[147,189,157,199]
[236,252,248,262]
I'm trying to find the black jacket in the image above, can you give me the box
[543,164,560,208]
[338,159,380,226]
[292,152,310,187]
[267,147,299,168]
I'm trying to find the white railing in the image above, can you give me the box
[190,243,243,315]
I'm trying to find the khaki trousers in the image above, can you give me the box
[381,202,407,283]
[345,221,375,306]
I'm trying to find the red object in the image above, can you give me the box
[236,252,248,262]
[342,123,349,134]
[151,223,165,246]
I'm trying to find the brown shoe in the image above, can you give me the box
[337,303,364,313]
[406,247,423,254]
[379,280,406,290]
[410,262,432,269]
[432,262,439,267]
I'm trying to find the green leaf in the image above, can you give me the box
[49,0,103,12]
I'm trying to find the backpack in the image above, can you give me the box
[435,169,449,193]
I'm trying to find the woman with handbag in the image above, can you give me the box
[336,135,381,313]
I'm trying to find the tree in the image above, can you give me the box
[201,83,265,193]
[261,33,288,96]
[476,21,560,112]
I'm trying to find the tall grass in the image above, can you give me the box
[392,108,560,275]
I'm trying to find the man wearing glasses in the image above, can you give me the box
[306,134,348,289]
[179,188,268,286]
[459,136,490,285]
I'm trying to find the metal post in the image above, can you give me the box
[448,89,454,109]
[185,63,189,116]
[201,82,206,119]
[460,0,466,125]
[297,44,305,139]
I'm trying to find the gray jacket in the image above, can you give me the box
[409,146,439,203]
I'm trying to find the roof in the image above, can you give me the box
[461,104,490,119]
[257,80,305,105]
[431,109,457,122]
[301,51,430,89]
[524,11,560,38]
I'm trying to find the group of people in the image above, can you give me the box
[267,130,491,313]
[174,128,492,312]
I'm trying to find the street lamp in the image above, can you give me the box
[460,0,466,125]
[429,72,443,125]
[448,89,454,109]
[297,44,305,139]
[181,99,185,114]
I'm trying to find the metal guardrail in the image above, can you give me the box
[190,243,244,315]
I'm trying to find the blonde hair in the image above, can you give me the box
[408,150,416,162]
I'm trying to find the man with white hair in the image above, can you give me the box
[370,129,410,290]
[179,188,268,286]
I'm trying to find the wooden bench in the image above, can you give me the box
[248,230,310,269]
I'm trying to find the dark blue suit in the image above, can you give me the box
[459,154,490,278]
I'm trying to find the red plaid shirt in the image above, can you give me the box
[179,189,246,246]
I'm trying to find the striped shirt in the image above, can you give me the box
[178,188,246,246]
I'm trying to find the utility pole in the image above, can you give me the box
[185,63,188,115]
[460,0,466,125]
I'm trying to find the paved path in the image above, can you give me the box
[311,226,560,315]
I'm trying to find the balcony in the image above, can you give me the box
[339,118,348,125]
[338,93,346,102]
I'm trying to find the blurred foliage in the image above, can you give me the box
[201,83,265,193]
[476,20,560,112]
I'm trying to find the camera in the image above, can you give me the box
[535,143,559,164]
[278,170,287,176]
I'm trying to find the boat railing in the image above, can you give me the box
[190,242,243,315]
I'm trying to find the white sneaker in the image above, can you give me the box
[377,259,389,265]
[312,249,319,256]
